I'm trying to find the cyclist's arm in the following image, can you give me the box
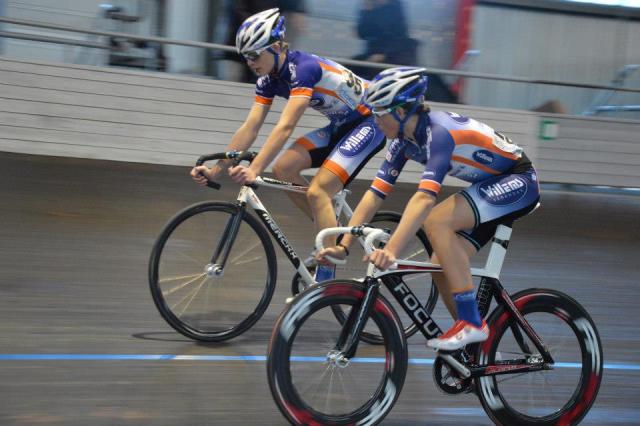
[384,191,436,256]
[385,123,454,257]
[248,96,310,176]
[214,103,270,172]
[340,190,385,249]
[339,140,409,250]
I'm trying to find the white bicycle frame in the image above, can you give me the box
[234,176,357,289]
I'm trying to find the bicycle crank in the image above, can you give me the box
[433,356,473,395]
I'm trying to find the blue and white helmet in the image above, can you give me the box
[365,67,428,109]
[235,8,286,55]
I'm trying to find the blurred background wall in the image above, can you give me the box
[1,0,639,118]
[466,1,640,115]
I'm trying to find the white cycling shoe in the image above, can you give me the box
[427,320,489,351]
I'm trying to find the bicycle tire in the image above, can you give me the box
[291,210,438,344]
[268,279,408,425]
[149,201,277,342]
[476,288,603,425]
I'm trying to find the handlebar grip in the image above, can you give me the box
[196,152,228,166]
[195,151,256,190]
[235,151,257,163]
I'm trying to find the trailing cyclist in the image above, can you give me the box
[317,67,540,351]
[190,8,386,282]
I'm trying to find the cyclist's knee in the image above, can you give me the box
[425,214,452,241]
[306,182,332,206]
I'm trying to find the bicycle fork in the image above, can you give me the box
[207,203,246,277]
[331,277,381,362]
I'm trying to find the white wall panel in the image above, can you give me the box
[1,57,638,189]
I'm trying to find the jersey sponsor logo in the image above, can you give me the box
[473,150,495,165]
[288,62,297,81]
[337,87,357,109]
[478,177,528,206]
[256,76,268,89]
[339,126,374,157]
[446,111,470,124]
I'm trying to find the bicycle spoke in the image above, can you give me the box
[173,276,208,317]
[159,272,205,284]
[228,255,264,267]
[228,241,264,265]
[162,272,207,297]
[404,247,427,261]
[174,249,208,267]
[322,367,337,415]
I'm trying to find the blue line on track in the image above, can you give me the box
[1,354,639,371]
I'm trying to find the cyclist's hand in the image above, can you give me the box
[229,165,257,185]
[315,246,347,266]
[366,248,396,270]
[190,165,220,186]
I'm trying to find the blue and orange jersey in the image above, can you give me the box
[254,50,370,126]
[370,111,531,199]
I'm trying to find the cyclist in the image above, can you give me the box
[317,67,540,350]
[191,8,386,281]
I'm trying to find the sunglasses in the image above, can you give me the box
[242,45,270,62]
[371,103,404,117]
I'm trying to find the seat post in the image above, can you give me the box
[483,224,512,278]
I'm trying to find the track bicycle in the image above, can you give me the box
[148,151,436,342]
[267,224,603,425]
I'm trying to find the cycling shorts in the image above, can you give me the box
[294,115,386,186]
[457,167,540,250]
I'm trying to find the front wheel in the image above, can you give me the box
[268,280,408,425]
[477,288,603,425]
[149,201,277,342]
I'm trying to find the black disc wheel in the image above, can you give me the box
[476,289,603,425]
[268,280,408,425]
[149,201,277,342]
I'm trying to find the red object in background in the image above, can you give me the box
[451,0,475,96]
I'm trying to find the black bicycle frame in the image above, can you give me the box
[336,271,555,374]
[210,202,246,268]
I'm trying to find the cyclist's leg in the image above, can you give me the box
[307,168,344,247]
[429,241,477,319]
[308,115,385,246]
[425,193,477,298]
[426,170,540,348]
[275,125,336,220]
[272,144,313,219]
[427,168,541,305]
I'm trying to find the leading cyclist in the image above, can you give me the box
[191,8,386,281]
[317,67,540,351]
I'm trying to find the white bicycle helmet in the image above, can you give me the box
[235,8,286,56]
[365,67,428,110]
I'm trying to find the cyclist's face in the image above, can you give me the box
[245,48,274,76]
[374,110,401,139]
